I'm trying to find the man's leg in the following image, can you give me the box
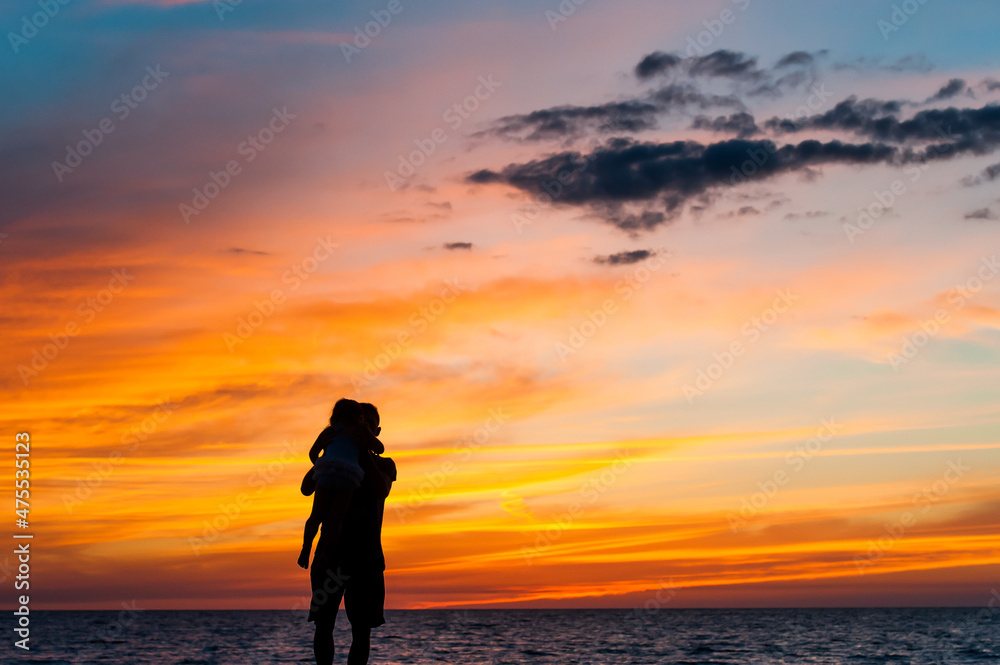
[348,623,371,665]
[313,616,335,665]
[343,569,384,665]
[309,558,347,665]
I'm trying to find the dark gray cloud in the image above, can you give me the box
[776,51,821,68]
[766,97,1000,155]
[478,100,662,142]
[648,49,822,98]
[783,211,830,220]
[764,96,901,134]
[604,211,668,233]
[691,112,759,138]
[688,50,762,80]
[468,137,898,232]
[649,83,745,111]
[443,242,473,250]
[633,50,763,81]
[961,161,1000,187]
[718,205,761,219]
[637,49,821,84]
[225,247,270,256]
[478,50,818,143]
[927,78,968,103]
[635,52,681,79]
[477,84,746,143]
[964,208,997,220]
[593,249,657,265]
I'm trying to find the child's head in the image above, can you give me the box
[360,402,380,436]
[329,398,363,427]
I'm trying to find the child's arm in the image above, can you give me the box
[308,429,328,464]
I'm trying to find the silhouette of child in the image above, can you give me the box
[298,398,383,569]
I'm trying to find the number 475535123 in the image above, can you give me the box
[15,432,30,524]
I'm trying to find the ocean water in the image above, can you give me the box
[16,608,999,664]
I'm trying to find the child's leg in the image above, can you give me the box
[310,488,355,572]
[301,466,317,496]
[298,487,331,569]
[322,488,354,537]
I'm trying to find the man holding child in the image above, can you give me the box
[300,399,396,665]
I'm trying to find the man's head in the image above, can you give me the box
[329,398,362,427]
[360,402,381,437]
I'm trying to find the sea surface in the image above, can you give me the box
[14,608,999,664]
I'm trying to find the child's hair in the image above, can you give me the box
[329,398,363,427]
[359,402,379,426]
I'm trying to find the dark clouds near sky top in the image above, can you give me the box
[478,50,821,144]
[468,49,1000,233]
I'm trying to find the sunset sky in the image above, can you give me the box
[2,0,1000,611]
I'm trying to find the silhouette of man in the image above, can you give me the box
[307,406,395,665]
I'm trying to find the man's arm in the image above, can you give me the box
[354,426,384,455]
[360,451,394,498]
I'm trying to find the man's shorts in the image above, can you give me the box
[308,561,385,628]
